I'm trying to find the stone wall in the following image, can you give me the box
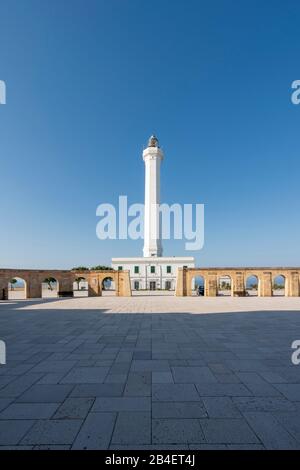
[0,269,132,300]
[176,267,300,297]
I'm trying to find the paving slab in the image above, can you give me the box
[243,412,300,449]
[124,372,151,396]
[152,372,174,383]
[152,401,207,419]
[72,412,116,449]
[0,420,35,445]
[152,419,205,444]
[172,366,217,384]
[272,411,300,442]
[0,373,44,398]
[0,403,59,419]
[152,383,200,402]
[0,296,300,448]
[200,418,260,444]
[202,397,241,418]
[131,360,170,372]
[0,398,13,413]
[232,396,297,412]
[53,397,94,420]
[273,384,300,401]
[16,384,73,403]
[70,383,124,397]
[196,383,252,397]
[92,396,151,412]
[20,419,83,446]
[60,367,110,384]
[111,412,151,445]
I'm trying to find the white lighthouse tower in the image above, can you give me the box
[143,135,163,257]
[111,135,195,291]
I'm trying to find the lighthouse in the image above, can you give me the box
[111,135,195,291]
[142,135,163,257]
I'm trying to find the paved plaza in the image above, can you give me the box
[0,295,300,449]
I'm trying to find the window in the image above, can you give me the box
[150,266,155,274]
[134,281,139,290]
[134,266,139,274]
[118,266,123,271]
[166,265,171,274]
[165,281,171,290]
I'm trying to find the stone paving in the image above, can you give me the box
[0,296,300,449]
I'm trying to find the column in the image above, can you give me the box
[207,274,218,296]
[261,272,272,297]
[288,272,300,297]
[233,272,246,297]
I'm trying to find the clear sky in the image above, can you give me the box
[0,0,299,269]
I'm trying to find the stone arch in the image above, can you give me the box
[245,274,260,297]
[217,274,232,296]
[101,276,115,296]
[272,274,287,297]
[8,276,27,300]
[101,276,114,290]
[73,276,89,297]
[96,271,120,296]
[191,275,205,296]
[42,276,59,298]
[71,270,131,297]
[183,269,217,296]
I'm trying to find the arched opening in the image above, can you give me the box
[217,275,232,296]
[102,276,115,296]
[245,275,259,297]
[8,277,27,300]
[191,276,205,296]
[273,275,286,297]
[42,277,59,298]
[73,276,88,297]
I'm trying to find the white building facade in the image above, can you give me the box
[111,135,195,291]
[112,257,195,291]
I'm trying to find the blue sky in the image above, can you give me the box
[0,0,299,269]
